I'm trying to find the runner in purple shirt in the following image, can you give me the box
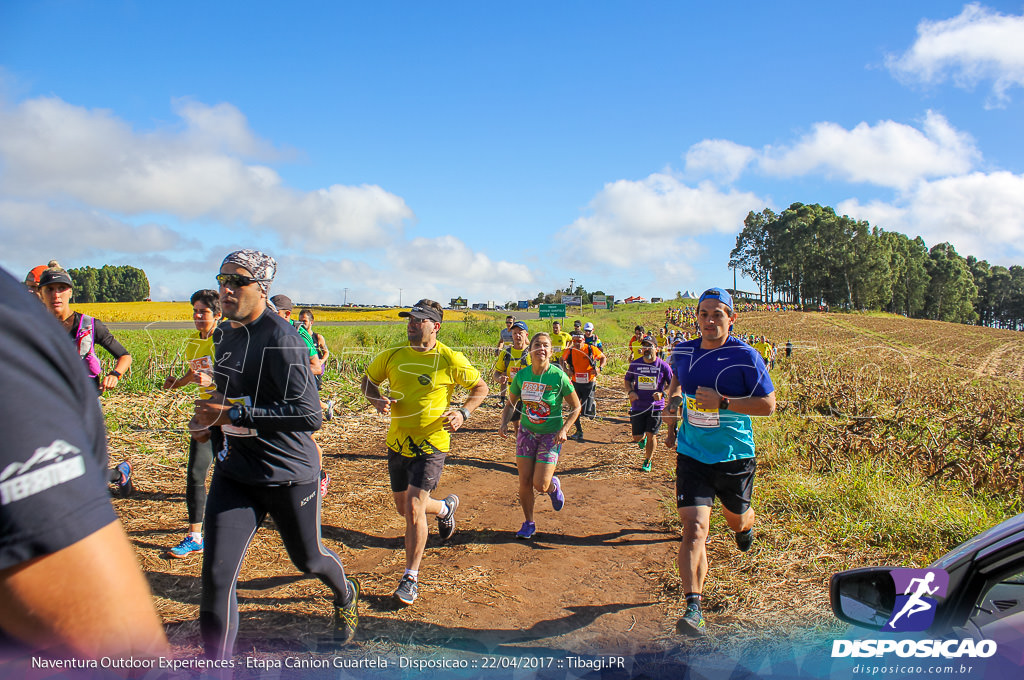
[623,337,673,471]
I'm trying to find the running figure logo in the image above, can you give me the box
[885,568,949,632]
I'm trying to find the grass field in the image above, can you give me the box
[98,307,1024,667]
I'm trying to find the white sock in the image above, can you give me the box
[436,502,450,519]
[404,569,418,581]
[190,532,203,543]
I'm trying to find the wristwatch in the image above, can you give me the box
[719,396,730,410]
[457,407,471,421]
[108,369,122,378]
[228,404,242,425]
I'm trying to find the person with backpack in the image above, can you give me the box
[492,320,530,433]
[37,263,132,395]
[37,262,134,496]
[561,330,606,441]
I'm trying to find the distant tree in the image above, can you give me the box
[69,264,149,303]
[925,243,977,323]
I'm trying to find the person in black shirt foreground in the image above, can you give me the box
[0,267,168,663]
[189,249,358,659]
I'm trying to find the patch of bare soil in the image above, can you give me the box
[110,389,836,678]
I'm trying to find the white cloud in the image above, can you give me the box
[758,111,979,189]
[385,235,537,303]
[0,200,198,272]
[835,198,908,233]
[684,139,756,183]
[556,173,764,269]
[0,96,413,250]
[838,171,1024,263]
[887,3,1024,106]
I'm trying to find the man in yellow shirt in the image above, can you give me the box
[493,321,530,430]
[549,320,572,369]
[361,299,488,606]
[161,289,221,558]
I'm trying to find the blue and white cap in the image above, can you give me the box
[698,287,734,311]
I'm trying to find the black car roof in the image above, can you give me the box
[933,512,1024,571]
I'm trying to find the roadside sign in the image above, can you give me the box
[561,295,582,306]
[539,304,567,318]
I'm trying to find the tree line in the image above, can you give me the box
[729,202,1024,329]
[68,265,150,303]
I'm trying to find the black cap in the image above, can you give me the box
[270,294,294,311]
[38,269,73,289]
[398,299,443,323]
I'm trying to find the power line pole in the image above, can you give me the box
[343,288,349,305]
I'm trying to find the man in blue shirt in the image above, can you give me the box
[664,287,775,636]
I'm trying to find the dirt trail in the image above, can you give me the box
[332,412,680,657]
[126,398,689,661]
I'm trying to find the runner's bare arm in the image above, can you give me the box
[557,390,582,444]
[444,378,488,432]
[100,353,132,392]
[663,375,682,448]
[360,374,395,414]
[694,386,776,416]
[0,521,169,660]
[309,353,323,376]
[498,391,519,437]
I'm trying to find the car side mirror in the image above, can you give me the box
[830,567,897,629]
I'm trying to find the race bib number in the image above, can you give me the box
[521,381,546,402]
[574,372,590,384]
[189,355,213,374]
[222,395,258,438]
[685,396,720,428]
[509,365,521,377]
[637,375,656,390]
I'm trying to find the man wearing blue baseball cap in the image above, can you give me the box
[663,287,775,636]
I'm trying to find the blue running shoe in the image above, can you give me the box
[168,535,203,558]
[676,606,706,637]
[549,476,565,511]
[516,521,536,539]
[115,461,133,497]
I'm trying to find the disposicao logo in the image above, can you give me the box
[831,567,998,660]
[885,568,948,632]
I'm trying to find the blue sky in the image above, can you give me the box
[2,1,1024,305]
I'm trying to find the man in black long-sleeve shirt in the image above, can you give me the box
[190,250,358,659]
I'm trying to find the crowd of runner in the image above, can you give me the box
[4,256,783,663]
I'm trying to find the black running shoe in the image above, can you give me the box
[437,494,459,541]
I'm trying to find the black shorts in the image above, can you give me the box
[675,455,756,515]
[388,443,447,493]
[630,409,663,436]
[510,400,523,423]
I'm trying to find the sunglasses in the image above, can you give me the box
[216,273,267,288]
